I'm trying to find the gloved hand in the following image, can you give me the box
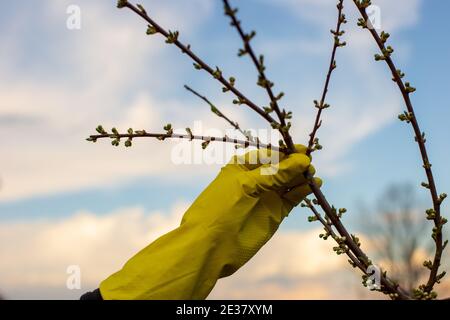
[99,144,322,300]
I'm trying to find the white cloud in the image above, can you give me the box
[263,0,421,32]
[254,0,422,177]
[0,203,367,300]
[1,203,448,300]
[0,203,189,299]
[0,0,422,201]
[0,0,219,201]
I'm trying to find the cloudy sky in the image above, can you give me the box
[0,0,449,299]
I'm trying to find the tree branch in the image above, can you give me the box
[353,0,447,298]
[222,0,295,151]
[304,199,366,273]
[302,0,411,299]
[120,1,280,128]
[88,129,278,151]
[307,0,346,154]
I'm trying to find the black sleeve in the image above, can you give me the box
[80,288,103,300]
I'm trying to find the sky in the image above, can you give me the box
[0,0,449,299]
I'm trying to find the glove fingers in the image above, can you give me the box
[293,144,308,154]
[230,144,309,171]
[231,148,286,171]
[282,177,323,207]
[286,164,316,188]
[248,153,311,191]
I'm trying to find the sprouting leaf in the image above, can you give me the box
[146,25,158,35]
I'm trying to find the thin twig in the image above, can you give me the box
[307,0,346,154]
[305,199,410,298]
[308,179,411,299]
[121,1,279,128]
[222,0,295,151]
[304,199,366,272]
[88,132,278,151]
[183,85,249,140]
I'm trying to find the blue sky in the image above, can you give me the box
[0,0,449,299]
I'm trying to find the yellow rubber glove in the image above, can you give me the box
[99,145,322,300]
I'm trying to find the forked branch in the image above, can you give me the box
[111,0,410,299]
[117,0,279,129]
[88,0,448,300]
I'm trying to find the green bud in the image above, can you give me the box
[136,4,147,14]
[423,260,433,270]
[185,128,194,140]
[165,30,179,44]
[146,25,158,35]
[117,0,128,9]
[271,122,280,130]
[210,105,220,116]
[213,66,222,79]
[232,97,245,105]
[238,48,247,57]
[338,208,347,217]
[384,46,394,55]
[244,30,256,42]
[356,0,372,9]
[405,82,417,93]
[263,106,273,114]
[437,271,447,283]
[398,111,413,123]
[285,111,293,120]
[96,125,107,135]
[426,208,436,220]
[357,18,367,28]
[374,54,385,61]
[275,92,285,101]
[380,31,390,43]
[202,141,211,150]
[393,69,405,81]
[257,76,273,89]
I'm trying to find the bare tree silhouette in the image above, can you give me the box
[361,184,431,291]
